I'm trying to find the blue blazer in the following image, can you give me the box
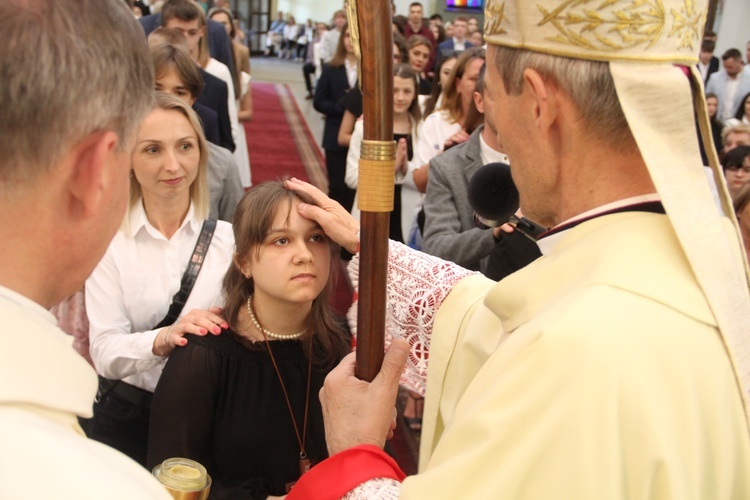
[193,102,220,147]
[434,39,474,72]
[196,68,235,153]
[313,64,352,152]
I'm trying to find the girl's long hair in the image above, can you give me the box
[222,180,350,369]
[440,46,485,124]
[327,22,350,68]
[394,64,422,137]
[423,53,458,118]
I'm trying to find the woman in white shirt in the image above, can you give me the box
[85,93,234,466]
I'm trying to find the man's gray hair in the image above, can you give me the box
[0,0,155,189]
[491,45,634,150]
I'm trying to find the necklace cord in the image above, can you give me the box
[255,302,313,463]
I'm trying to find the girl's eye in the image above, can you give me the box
[310,233,326,243]
[274,237,289,245]
[145,145,159,154]
[179,142,193,151]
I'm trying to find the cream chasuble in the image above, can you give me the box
[405,211,750,499]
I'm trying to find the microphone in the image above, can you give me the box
[468,162,546,241]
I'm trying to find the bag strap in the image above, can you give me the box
[154,218,217,330]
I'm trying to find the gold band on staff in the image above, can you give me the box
[358,140,396,213]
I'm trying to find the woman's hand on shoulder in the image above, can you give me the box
[443,129,470,150]
[152,306,228,357]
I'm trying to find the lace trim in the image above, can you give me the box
[342,477,402,499]
[347,241,478,395]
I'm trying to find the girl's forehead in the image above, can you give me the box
[269,198,320,229]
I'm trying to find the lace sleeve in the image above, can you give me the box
[347,241,478,396]
[342,478,401,499]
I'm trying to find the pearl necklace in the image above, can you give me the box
[246,296,305,341]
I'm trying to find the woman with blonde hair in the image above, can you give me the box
[85,92,235,466]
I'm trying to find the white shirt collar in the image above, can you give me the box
[479,131,509,165]
[126,199,200,240]
[536,194,661,256]
[0,284,57,326]
[344,59,358,89]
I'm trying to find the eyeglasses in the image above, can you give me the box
[726,165,750,173]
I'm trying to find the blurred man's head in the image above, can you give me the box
[699,39,715,65]
[332,10,346,30]
[453,17,468,42]
[722,48,744,78]
[408,2,424,26]
[161,0,205,60]
[0,0,154,305]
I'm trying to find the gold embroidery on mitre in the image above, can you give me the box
[485,0,508,36]
[668,0,704,50]
[535,0,703,52]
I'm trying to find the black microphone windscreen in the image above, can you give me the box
[468,162,519,222]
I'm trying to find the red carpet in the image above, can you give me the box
[245,82,328,191]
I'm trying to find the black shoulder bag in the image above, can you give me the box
[94,218,218,403]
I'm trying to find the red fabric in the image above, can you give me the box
[287,445,406,499]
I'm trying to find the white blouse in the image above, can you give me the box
[86,201,234,393]
[416,110,462,166]
[345,118,424,190]
[205,57,251,188]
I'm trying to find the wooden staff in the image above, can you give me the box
[347,0,394,382]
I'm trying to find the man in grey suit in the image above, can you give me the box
[423,66,511,272]
[706,48,750,123]
[206,143,244,222]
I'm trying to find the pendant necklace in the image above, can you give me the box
[252,298,313,492]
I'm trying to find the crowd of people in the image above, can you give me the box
[4,0,750,498]
[697,33,750,252]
